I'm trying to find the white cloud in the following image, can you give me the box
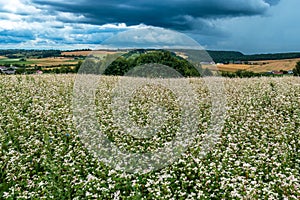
[0,0,148,49]
[0,12,23,21]
[56,12,86,22]
[0,0,40,14]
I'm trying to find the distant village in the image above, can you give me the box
[265,70,294,75]
[0,66,18,75]
[0,65,44,75]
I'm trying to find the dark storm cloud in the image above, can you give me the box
[31,0,277,30]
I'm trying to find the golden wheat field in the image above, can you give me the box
[214,58,300,73]
[30,57,78,66]
[61,50,120,57]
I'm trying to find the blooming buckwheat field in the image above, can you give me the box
[0,74,299,199]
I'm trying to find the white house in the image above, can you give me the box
[0,66,16,75]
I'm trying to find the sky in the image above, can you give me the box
[0,0,299,54]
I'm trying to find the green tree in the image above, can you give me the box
[203,68,213,76]
[75,60,83,73]
[80,58,99,74]
[293,61,300,76]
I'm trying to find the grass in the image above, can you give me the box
[0,59,35,66]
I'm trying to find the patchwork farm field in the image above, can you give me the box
[0,57,78,67]
[61,50,122,57]
[2,49,298,74]
[0,74,299,199]
[62,50,300,73]
[246,58,300,73]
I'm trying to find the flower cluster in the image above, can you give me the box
[0,74,299,199]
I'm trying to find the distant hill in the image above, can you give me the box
[207,50,300,63]
[207,51,244,63]
[60,49,300,63]
[0,49,61,58]
[1,49,300,63]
